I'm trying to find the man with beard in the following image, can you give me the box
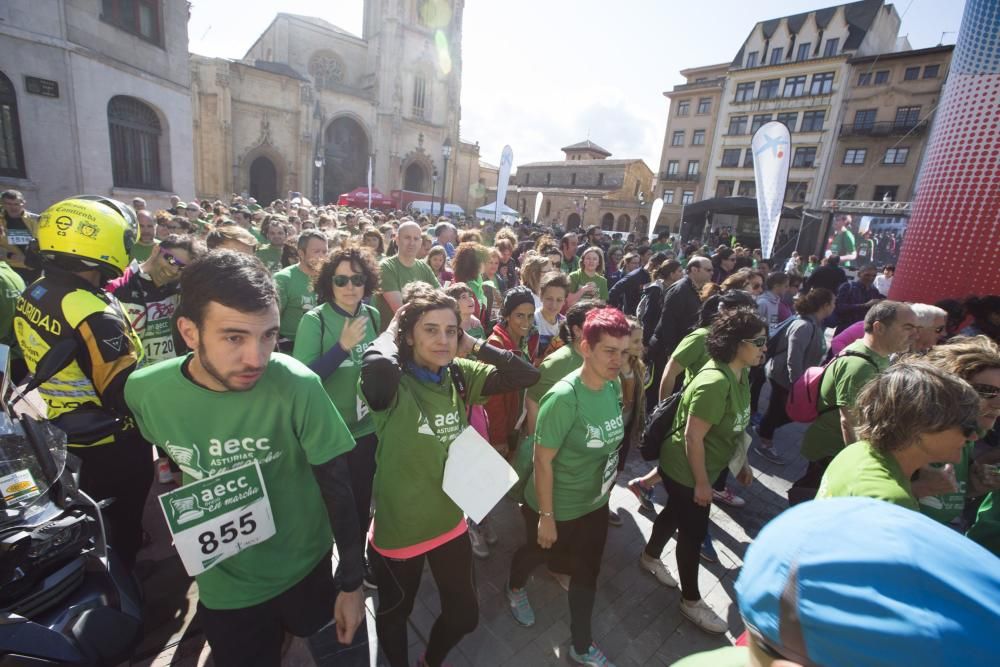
[274,230,329,351]
[124,251,366,666]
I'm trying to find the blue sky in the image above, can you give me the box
[188,0,966,170]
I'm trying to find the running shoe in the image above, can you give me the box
[480,520,499,545]
[639,552,678,588]
[506,583,535,627]
[754,444,785,465]
[700,534,719,563]
[680,598,728,634]
[712,488,746,507]
[607,508,623,526]
[568,643,616,667]
[468,522,489,559]
[627,478,655,512]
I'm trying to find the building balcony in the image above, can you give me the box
[838,120,929,137]
[660,172,701,183]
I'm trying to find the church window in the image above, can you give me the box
[412,76,427,119]
[101,0,161,43]
[309,51,345,91]
[108,95,162,189]
[0,72,26,178]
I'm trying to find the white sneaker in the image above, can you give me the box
[639,553,678,588]
[680,598,728,634]
[467,522,489,559]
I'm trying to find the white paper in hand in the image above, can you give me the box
[442,426,519,523]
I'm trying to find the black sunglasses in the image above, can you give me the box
[333,274,365,287]
[743,336,768,347]
[161,251,186,269]
[972,383,1000,401]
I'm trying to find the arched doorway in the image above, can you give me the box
[601,212,615,230]
[404,162,428,192]
[249,156,278,205]
[566,213,581,229]
[616,214,631,232]
[323,116,369,203]
[637,215,649,234]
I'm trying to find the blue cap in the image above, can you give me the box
[735,498,1000,667]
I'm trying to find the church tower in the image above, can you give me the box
[364,0,464,202]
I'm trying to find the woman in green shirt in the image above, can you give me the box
[640,310,763,636]
[292,246,380,566]
[360,286,539,667]
[507,307,630,667]
[567,247,609,306]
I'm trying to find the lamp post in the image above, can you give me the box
[431,167,438,217]
[582,195,588,227]
[439,137,452,217]
[313,155,324,204]
[637,191,645,234]
[516,185,522,219]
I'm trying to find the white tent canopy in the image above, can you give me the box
[476,201,519,222]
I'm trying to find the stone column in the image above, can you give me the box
[891,0,1000,302]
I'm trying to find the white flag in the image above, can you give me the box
[367,156,373,209]
[496,145,514,224]
[751,121,791,259]
[647,198,664,241]
[533,192,543,224]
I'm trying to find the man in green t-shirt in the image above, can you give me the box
[827,214,858,269]
[131,209,158,262]
[124,251,365,666]
[274,230,329,350]
[255,219,288,273]
[559,232,580,273]
[373,221,439,330]
[792,301,917,501]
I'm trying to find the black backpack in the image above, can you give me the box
[639,367,724,461]
[764,315,799,361]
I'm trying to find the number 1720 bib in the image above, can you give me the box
[158,461,276,576]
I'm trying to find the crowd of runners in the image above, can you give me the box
[2,187,998,667]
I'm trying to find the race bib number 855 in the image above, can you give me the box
[158,461,275,576]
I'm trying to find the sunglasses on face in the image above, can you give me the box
[743,336,768,347]
[161,252,186,269]
[333,274,365,287]
[972,383,1000,400]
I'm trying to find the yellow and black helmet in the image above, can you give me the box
[35,196,137,278]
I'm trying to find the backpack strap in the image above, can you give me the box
[816,349,879,414]
[448,362,473,421]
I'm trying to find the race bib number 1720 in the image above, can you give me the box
[158,461,275,576]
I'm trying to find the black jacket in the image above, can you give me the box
[608,267,650,316]
[648,276,702,359]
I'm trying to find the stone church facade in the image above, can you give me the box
[192,1,472,209]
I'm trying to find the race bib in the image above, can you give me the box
[599,450,620,499]
[5,229,33,246]
[158,461,275,576]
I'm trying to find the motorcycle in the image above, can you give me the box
[0,342,143,666]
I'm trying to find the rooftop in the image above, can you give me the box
[560,140,612,157]
[519,158,643,169]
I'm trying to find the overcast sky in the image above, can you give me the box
[188,0,966,170]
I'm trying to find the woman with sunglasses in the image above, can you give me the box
[639,309,764,635]
[817,362,981,512]
[293,245,381,577]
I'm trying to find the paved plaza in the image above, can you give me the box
[132,398,806,667]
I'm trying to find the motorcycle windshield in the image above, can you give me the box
[0,414,67,522]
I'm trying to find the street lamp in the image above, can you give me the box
[431,167,439,217]
[313,155,324,204]
[582,195,588,226]
[439,137,452,217]
[516,185,522,217]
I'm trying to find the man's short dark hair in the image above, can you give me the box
[297,229,327,251]
[865,300,905,333]
[2,190,24,201]
[180,251,277,326]
[159,234,205,259]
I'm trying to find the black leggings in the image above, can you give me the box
[347,433,377,540]
[509,504,609,654]
[644,473,711,602]
[74,430,154,570]
[372,534,478,667]
[749,365,766,414]
[758,380,791,440]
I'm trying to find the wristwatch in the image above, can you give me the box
[539,511,554,518]
[470,338,484,357]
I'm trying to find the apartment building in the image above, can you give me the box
[826,45,953,203]
[656,63,728,232]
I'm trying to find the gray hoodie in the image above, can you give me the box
[766,315,826,389]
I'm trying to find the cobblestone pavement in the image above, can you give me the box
[131,393,807,667]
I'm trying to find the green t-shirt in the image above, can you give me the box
[274,265,317,339]
[816,441,918,511]
[256,245,283,273]
[124,353,355,610]
[671,327,711,384]
[568,270,609,302]
[829,229,857,268]
[967,491,1000,557]
[373,256,439,331]
[659,361,750,488]
[856,237,875,264]
[525,368,624,521]
[249,227,266,245]
[918,442,972,524]
[0,262,26,357]
[560,255,580,274]
[651,242,672,254]
[801,340,888,462]
[527,344,582,404]
[367,358,492,550]
[672,646,748,667]
[131,241,157,262]
[293,302,380,438]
